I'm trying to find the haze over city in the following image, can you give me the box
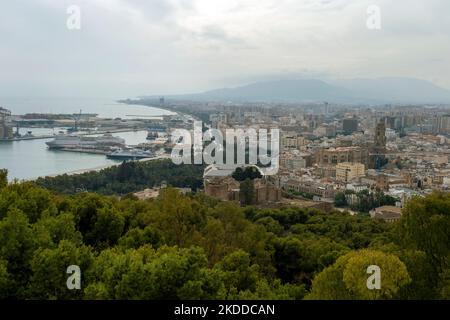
[1,0,450,98]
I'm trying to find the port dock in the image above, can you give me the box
[0,128,141,142]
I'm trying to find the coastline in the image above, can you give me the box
[117,99,202,122]
[117,99,178,116]
[2,101,174,181]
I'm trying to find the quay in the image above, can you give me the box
[0,128,141,142]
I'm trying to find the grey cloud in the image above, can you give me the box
[0,0,450,98]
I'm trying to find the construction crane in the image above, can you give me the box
[69,109,82,133]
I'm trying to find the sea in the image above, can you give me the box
[0,97,175,181]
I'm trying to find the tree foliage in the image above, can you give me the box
[334,192,347,207]
[308,250,411,300]
[239,179,255,206]
[0,169,7,189]
[232,167,262,182]
[400,192,450,290]
[0,177,448,300]
[35,160,204,195]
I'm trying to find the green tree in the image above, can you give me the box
[35,159,205,195]
[255,216,284,235]
[396,249,440,299]
[0,177,445,300]
[232,167,262,182]
[199,202,273,273]
[88,206,125,248]
[240,179,255,206]
[440,268,450,299]
[399,192,450,291]
[237,279,306,300]
[273,235,348,284]
[154,188,207,247]
[334,192,347,207]
[308,249,411,300]
[215,250,260,295]
[0,182,54,222]
[72,193,125,247]
[0,208,36,296]
[33,212,83,248]
[232,167,245,181]
[0,169,7,189]
[118,226,164,249]
[85,246,224,300]
[0,259,12,298]
[28,240,93,299]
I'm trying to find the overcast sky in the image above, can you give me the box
[0,0,449,98]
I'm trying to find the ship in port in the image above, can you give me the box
[146,122,168,140]
[146,131,159,140]
[46,133,126,150]
[106,148,153,160]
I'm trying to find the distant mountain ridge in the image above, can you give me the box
[143,77,450,104]
[331,78,450,104]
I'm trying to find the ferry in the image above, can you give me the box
[106,148,153,160]
[46,133,125,150]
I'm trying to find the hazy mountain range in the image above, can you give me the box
[142,77,450,105]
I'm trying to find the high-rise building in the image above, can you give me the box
[343,118,358,134]
[374,121,387,150]
[437,115,450,134]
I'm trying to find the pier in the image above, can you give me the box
[0,128,141,142]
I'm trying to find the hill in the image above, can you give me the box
[142,78,450,104]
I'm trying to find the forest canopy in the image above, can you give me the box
[34,160,205,195]
[0,172,449,300]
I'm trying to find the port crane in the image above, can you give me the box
[70,109,83,132]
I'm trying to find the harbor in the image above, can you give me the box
[0,101,183,181]
[1,128,143,142]
[0,129,151,181]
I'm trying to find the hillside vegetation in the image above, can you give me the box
[0,170,449,299]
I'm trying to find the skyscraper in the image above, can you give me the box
[343,118,358,134]
[374,121,387,149]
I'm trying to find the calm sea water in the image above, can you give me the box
[0,97,171,119]
[0,97,174,181]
